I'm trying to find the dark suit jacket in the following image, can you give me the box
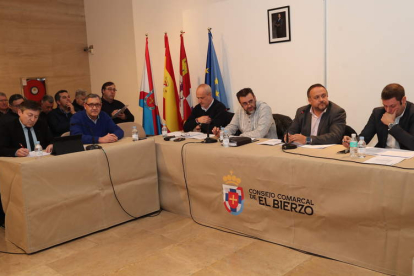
[0,118,53,157]
[360,101,414,150]
[288,101,346,145]
[183,99,228,133]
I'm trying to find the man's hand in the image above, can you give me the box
[342,136,351,148]
[98,134,119,143]
[67,102,76,114]
[289,134,306,145]
[117,112,126,120]
[193,125,201,132]
[381,111,396,126]
[212,126,220,137]
[45,144,53,153]
[16,148,29,157]
[197,116,211,124]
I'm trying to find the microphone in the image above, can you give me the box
[70,122,102,150]
[203,122,217,143]
[282,130,297,150]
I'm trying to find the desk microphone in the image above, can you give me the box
[70,123,102,150]
[282,131,297,150]
[203,122,217,143]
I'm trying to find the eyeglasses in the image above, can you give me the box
[241,99,255,107]
[85,103,102,108]
[106,88,117,92]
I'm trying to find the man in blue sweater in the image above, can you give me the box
[70,94,124,144]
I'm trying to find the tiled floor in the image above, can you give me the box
[0,211,386,276]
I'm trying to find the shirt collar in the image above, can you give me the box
[310,107,327,118]
[201,99,214,112]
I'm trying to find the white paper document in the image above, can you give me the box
[257,139,283,146]
[363,156,405,166]
[28,151,51,157]
[363,147,414,159]
[300,144,335,149]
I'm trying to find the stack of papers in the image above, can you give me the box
[257,139,282,146]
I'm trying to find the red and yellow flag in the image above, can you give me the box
[179,32,192,122]
[163,33,183,131]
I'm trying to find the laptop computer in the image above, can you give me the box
[52,135,85,155]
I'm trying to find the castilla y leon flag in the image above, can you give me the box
[205,30,229,108]
[139,36,162,135]
[179,32,192,122]
[163,33,183,131]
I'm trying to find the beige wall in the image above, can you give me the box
[0,0,91,104]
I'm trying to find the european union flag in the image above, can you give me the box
[205,31,229,108]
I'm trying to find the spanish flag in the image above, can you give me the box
[163,33,183,131]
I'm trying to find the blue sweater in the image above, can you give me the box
[70,110,124,144]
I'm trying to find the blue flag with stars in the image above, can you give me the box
[205,31,229,108]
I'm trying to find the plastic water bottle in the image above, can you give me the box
[357,136,366,158]
[162,124,168,137]
[349,133,358,158]
[132,126,138,141]
[219,127,224,143]
[223,129,229,148]
[35,141,43,159]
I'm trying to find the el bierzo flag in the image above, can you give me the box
[139,36,162,135]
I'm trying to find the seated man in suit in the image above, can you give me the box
[48,90,76,137]
[0,100,53,157]
[287,83,346,145]
[342,83,414,150]
[183,84,227,133]
[70,94,124,144]
[0,94,24,124]
[212,88,277,138]
[101,82,134,124]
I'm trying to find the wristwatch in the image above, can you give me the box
[388,123,396,130]
[306,136,312,145]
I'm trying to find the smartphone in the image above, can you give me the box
[173,138,185,142]
[337,149,349,154]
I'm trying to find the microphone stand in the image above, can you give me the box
[282,131,297,150]
[203,122,217,143]
[71,123,102,150]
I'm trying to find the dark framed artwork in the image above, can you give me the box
[268,6,291,44]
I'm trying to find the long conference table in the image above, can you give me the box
[1,134,414,275]
[155,136,414,276]
[0,138,159,253]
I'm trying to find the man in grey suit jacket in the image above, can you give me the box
[287,83,346,145]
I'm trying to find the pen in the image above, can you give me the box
[19,143,25,148]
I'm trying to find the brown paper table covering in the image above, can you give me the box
[155,136,414,276]
[0,137,159,253]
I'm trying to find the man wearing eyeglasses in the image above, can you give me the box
[287,83,346,145]
[70,94,124,144]
[0,94,24,124]
[101,82,134,124]
[212,88,277,138]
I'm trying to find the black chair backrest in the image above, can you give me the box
[272,113,293,142]
[344,125,357,137]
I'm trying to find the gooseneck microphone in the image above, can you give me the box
[71,123,102,150]
[282,130,297,150]
[203,122,217,143]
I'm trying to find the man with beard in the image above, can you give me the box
[212,88,277,138]
[287,83,346,145]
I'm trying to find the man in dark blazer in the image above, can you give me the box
[343,83,414,150]
[288,83,346,145]
[0,100,53,157]
[183,84,227,134]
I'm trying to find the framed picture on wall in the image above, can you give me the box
[21,77,47,102]
[268,6,291,44]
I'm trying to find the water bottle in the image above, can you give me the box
[132,126,139,141]
[219,127,224,143]
[162,123,168,137]
[357,136,366,158]
[349,133,358,158]
[223,129,229,148]
[35,141,43,159]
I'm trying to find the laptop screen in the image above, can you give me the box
[52,135,85,155]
